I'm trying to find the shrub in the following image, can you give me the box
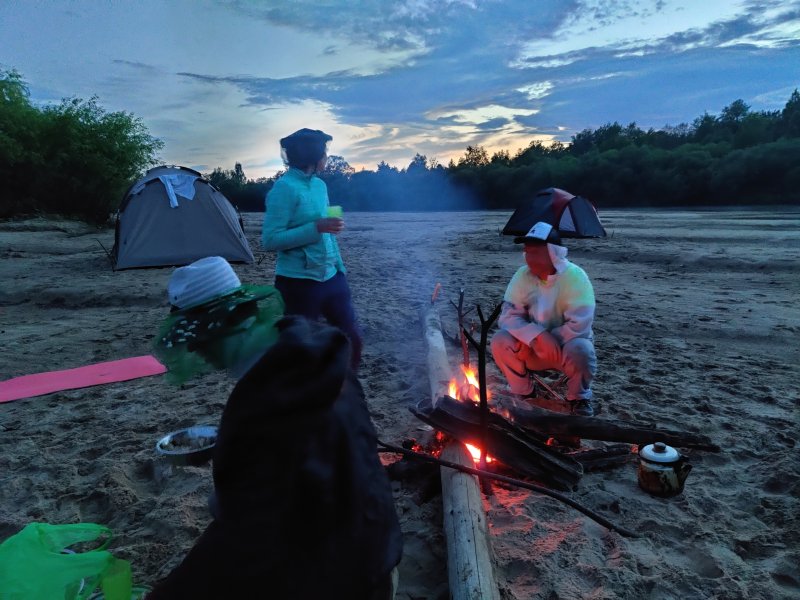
[0,69,163,224]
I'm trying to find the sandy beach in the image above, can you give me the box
[1,208,798,599]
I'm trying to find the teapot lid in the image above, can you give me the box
[640,442,680,463]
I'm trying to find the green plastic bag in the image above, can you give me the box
[0,522,132,600]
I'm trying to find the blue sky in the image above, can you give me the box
[1,0,798,179]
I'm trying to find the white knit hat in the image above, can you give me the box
[167,256,242,309]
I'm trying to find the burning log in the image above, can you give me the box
[378,439,639,538]
[413,392,720,486]
[502,402,720,452]
[413,396,583,491]
[422,300,500,600]
[430,392,718,452]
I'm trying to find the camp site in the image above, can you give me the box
[2,3,800,599]
[2,198,798,597]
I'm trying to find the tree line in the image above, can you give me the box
[0,69,162,224]
[213,92,800,212]
[2,66,798,225]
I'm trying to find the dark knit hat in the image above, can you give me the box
[279,128,332,169]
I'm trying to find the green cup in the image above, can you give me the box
[326,205,343,218]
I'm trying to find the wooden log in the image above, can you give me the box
[570,444,634,471]
[442,393,718,451]
[440,442,501,600]
[505,402,720,451]
[421,302,500,600]
[411,396,583,491]
[421,303,454,406]
[432,393,718,451]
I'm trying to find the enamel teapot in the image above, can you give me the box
[637,442,692,497]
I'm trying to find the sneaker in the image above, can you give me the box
[569,399,594,417]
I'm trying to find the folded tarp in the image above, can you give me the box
[0,356,167,403]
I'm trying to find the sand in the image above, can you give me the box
[1,208,798,599]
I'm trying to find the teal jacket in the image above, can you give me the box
[261,168,345,281]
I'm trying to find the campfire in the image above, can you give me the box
[447,364,493,464]
[399,285,721,599]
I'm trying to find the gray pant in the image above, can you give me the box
[490,330,596,401]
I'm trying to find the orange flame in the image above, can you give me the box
[461,364,480,389]
[465,443,493,464]
[448,364,491,405]
[445,366,494,464]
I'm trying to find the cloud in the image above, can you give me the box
[111,59,159,72]
[177,0,800,172]
[5,0,798,178]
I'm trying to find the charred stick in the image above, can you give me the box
[463,303,502,491]
[377,439,638,539]
[449,289,473,367]
[458,289,469,367]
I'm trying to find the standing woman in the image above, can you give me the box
[261,128,363,370]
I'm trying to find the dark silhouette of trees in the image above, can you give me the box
[205,163,277,212]
[781,90,800,138]
[3,68,798,224]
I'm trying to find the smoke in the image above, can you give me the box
[322,166,483,211]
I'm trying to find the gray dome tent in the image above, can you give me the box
[111,166,254,270]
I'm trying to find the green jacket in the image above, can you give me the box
[261,168,345,281]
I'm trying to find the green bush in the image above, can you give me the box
[0,69,163,224]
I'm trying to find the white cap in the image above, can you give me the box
[167,256,241,309]
[513,221,562,245]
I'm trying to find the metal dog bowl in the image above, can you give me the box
[155,425,218,466]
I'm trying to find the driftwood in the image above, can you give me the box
[421,302,454,405]
[440,443,501,600]
[422,301,500,600]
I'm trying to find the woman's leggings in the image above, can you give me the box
[275,272,363,371]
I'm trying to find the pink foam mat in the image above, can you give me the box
[0,355,167,403]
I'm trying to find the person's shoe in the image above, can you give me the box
[569,399,595,417]
[512,390,543,405]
